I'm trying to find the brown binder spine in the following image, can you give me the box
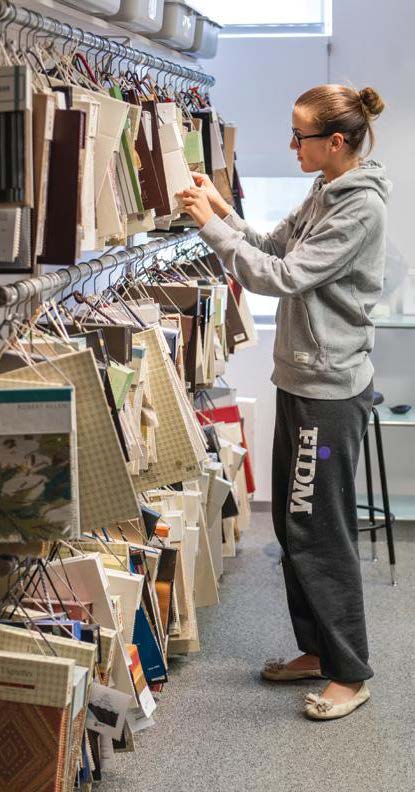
[39,109,85,266]
[141,101,171,217]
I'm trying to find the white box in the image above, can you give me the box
[163,510,185,542]
[149,0,196,49]
[181,490,201,525]
[186,15,221,58]
[107,0,164,32]
[60,0,121,14]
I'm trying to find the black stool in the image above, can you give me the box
[358,397,397,586]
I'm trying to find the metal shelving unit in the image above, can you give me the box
[361,316,415,523]
[369,404,415,426]
[375,314,415,329]
[0,0,215,86]
[358,495,415,523]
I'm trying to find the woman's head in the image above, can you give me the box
[291,84,385,177]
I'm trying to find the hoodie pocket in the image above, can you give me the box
[275,297,324,369]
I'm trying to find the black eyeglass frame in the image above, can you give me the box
[291,128,350,148]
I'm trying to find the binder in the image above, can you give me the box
[39,109,85,266]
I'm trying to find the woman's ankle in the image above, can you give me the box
[328,680,362,691]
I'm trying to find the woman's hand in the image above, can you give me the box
[178,187,215,228]
[192,173,232,218]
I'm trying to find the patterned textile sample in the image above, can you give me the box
[0,383,79,542]
[0,349,139,532]
[0,700,71,791]
[133,326,207,491]
[0,650,75,792]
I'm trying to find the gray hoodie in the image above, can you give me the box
[199,160,392,399]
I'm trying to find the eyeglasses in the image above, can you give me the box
[291,128,350,148]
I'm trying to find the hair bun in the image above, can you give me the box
[359,87,385,117]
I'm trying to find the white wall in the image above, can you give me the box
[211,0,415,265]
[211,1,415,507]
[210,35,329,176]
[329,0,415,269]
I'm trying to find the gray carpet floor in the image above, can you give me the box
[100,513,415,792]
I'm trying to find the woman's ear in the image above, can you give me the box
[331,132,346,152]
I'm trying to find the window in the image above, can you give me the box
[196,0,332,36]
[239,176,314,320]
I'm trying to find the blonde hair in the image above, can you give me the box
[295,84,385,154]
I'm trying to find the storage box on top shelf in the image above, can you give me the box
[147,0,196,50]
[59,0,121,14]
[105,0,165,33]
[186,14,221,58]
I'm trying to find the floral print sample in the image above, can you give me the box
[0,433,73,541]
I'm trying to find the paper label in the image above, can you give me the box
[142,111,153,151]
[0,389,74,434]
[294,351,310,364]
[55,91,67,110]
[86,681,132,740]
[44,98,55,140]
[0,66,32,112]
[126,708,155,733]
[157,102,177,126]
[139,684,156,718]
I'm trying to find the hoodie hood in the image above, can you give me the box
[313,159,392,208]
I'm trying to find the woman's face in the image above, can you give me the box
[290,106,342,173]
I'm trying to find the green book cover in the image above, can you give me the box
[107,363,135,410]
[109,86,144,214]
[184,129,205,169]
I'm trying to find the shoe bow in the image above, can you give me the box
[305,692,333,713]
[264,657,286,670]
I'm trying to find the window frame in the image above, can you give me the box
[254,314,277,325]
[220,22,327,38]
[200,0,332,38]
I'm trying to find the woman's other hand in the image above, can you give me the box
[192,173,232,218]
[178,187,215,228]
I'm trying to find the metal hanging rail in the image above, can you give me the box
[0,0,215,86]
[0,230,202,308]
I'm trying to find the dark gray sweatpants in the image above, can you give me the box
[272,381,374,683]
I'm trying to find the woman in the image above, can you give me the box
[179,84,391,721]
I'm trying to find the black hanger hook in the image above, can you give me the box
[2,1,17,42]
[61,21,74,55]
[53,268,72,304]
[81,261,95,297]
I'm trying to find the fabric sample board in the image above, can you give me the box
[0,651,75,792]
[0,699,71,791]
[133,327,207,491]
[0,381,79,542]
[0,349,139,532]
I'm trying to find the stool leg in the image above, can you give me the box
[372,407,397,586]
[363,426,378,561]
